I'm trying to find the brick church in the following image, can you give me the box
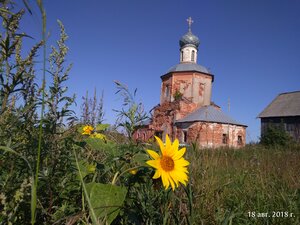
[134,17,247,148]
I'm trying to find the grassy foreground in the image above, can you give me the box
[187,145,300,224]
[1,136,299,224]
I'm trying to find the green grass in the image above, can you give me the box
[187,145,300,225]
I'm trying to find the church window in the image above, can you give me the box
[181,51,183,61]
[191,50,195,61]
[182,130,188,143]
[222,134,228,144]
[165,85,170,98]
[238,135,243,145]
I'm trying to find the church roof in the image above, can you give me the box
[162,63,214,81]
[167,63,210,74]
[176,105,247,126]
[258,91,300,118]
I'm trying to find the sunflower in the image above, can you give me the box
[82,125,94,135]
[146,135,189,190]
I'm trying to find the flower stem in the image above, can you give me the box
[111,166,141,185]
[111,172,119,185]
[31,1,46,224]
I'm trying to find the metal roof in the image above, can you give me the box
[179,31,200,48]
[176,105,247,126]
[166,63,210,74]
[258,91,300,118]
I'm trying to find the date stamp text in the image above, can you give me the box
[247,211,295,218]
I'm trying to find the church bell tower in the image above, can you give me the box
[160,17,214,107]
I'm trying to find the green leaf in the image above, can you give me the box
[0,146,33,172]
[86,182,127,224]
[132,152,149,166]
[77,125,85,134]
[75,160,96,180]
[22,0,33,14]
[95,124,110,131]
[0,8,14,15]
[85,137,117,156]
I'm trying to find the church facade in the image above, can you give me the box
[134,18,247,148]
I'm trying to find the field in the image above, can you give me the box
[1,128,299,225]
[187,145,300,224]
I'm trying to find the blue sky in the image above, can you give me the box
[20,0,300,142]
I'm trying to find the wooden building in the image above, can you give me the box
[258,91,300,142]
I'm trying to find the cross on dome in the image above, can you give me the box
[179,17,200,63]
[186,17,194,32]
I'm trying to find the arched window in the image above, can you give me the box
[181,51,183,61]
[222,133,228,144]
[238,135,243,145]
[165,85,170,98]
[191,50,195,62]
[182,130,188,143]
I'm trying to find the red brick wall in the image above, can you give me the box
[176,122,246,148]
[160,71,213,107]
[135,119,246,148]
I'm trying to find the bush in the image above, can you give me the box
[260,125,294,147]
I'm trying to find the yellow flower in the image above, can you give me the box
[129,169,138,175]
[82,125,94,135]
[146,135,189,190]
[87,164,96,173]
[91,132,106,140]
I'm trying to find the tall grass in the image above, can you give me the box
[31,1,46,224]
[187,145,300,224]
